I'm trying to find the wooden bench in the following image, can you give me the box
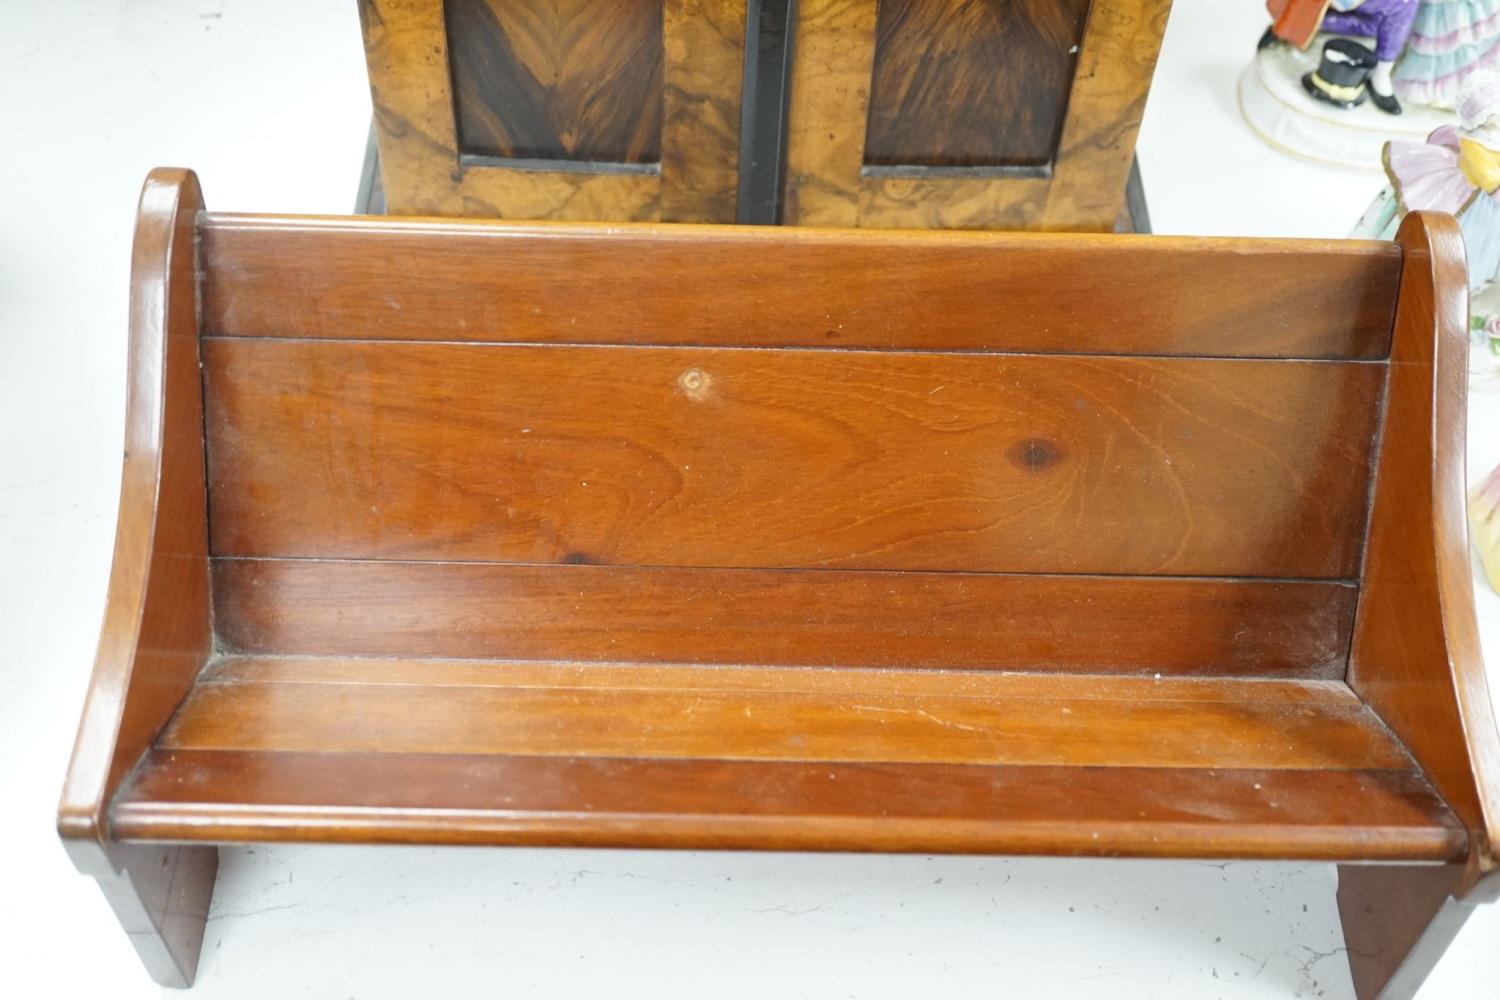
[60,169,1499,996]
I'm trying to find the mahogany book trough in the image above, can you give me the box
[60,169,1499,997]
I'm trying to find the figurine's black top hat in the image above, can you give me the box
[1302,38,1377,108]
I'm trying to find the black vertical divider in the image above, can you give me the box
[736,0,796,225]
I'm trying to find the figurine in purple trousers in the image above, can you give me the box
[1261,0,1420,113]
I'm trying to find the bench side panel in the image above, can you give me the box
[58,169,213,856]
[1349,211,1500,891]
[198,217,1394,679]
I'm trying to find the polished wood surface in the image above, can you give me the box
[57,169,213,848]
[156,658,1408,770]
[85,844,218,989]
[856,174,1053,230]
[65,176,1498,994]
[116,655,1462,861]
[1337,864,1477,1000]
[55,169,218,986]
[783,0,1171,229]
[864,0,1091,169]
[359,0,1163,229]
[202,338,1381,577]
[213,558,1356,677]
[1338,213,1500,998]
[360,0,658,220]
[115,747,1462,861]
[197,654,1370,700]
[200,215,1401,357]
[1349,213,1500,879]
[660,0,747,222]
[781,0,877,226]
[446,0,664,164]
[1038,0,1173,232]
[360,0,745,222]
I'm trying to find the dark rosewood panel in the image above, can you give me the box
[864,0,1093,169]
[445,0,664,164]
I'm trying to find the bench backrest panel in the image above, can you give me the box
[200,215,1392,677]
[200,216,1401,359]
[204,339,1382,578]
[211,558,1357,678]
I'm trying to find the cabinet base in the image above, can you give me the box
[354,122,1151,235]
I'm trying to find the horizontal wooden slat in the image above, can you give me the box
[203,340,1382,577]
[113,750,1463,860]
[158,658,1410,770]
[213,559,1356,677]
[202,656,1359,701]
[199,214,1399,359]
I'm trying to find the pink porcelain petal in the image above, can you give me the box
[1388,139,1475,212]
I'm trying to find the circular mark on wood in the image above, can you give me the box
[678,368,712,400]
[1008,437,1064,472]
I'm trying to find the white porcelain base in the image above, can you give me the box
[1239,40,1453,172]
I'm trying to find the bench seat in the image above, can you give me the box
[111,656,1463,861]
[59,170,1499,995]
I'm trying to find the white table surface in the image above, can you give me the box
[0,1,1494,996]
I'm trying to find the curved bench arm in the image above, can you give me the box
[1340,211,1500,1000]
[55,168,217,986]
[1349,210,1500,890]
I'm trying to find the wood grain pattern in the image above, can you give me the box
[114,749,1464,861]
[661,0,746,222]
[67,180,1500,993]
[782,0,878,225]
[58,170,214,847]
[360,0,661,220]
[202,339,1382,578]
[360,0,744,221]
[783,0,1171,230]
[212,558,1357,677]
[1349,213,1500,886]
[1039,0,1172,231]
[81,844,218,989]
[1337,864,1476,1000]
[197,655,1366,700]
[864,0,1091,168]
[54,169,219,987]
[445,0,663,164]
[358,0,466,209]
[199,214,1401,359]
[360,0,1163,229]
[156,659,1410,770]
[1338,213,1500,999]
[858,174,1052,231]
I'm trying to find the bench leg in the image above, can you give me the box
[1337,863,1474,1000]
[91,844,219,987]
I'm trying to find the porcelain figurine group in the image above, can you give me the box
[1349,66,1500,591]
[1354,70,1500,372]
[1260,0,1500,114]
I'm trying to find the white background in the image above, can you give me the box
[0,1,1496,996]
